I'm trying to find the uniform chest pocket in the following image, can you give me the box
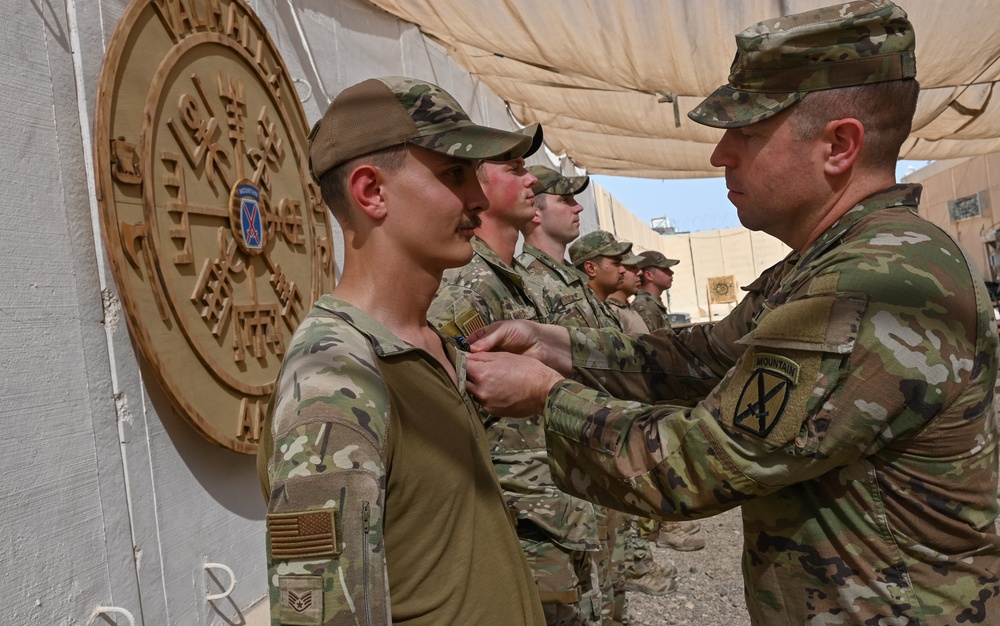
[505,302,538,321]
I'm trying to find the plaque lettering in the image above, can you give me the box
[236,397,263,441]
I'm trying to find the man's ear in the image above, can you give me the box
[582,259,598,278]
[348,164,387,220]
[822,118,864,176]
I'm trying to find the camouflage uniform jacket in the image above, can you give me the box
[543,185,1000,625]
[631,290,670,331]
[430,238,601,552]
[517,244,623,331]
[430,237,542,340]
[604,296,650,337]
[260,296,545,625]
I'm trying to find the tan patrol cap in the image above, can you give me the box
[308,76,543,180]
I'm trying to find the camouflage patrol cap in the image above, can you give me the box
[636,250,680,271]
[688,0,916,129]
[568,230,633,267]
[309,76,542,180]
[528,165,590,196]
[622,252,645,267]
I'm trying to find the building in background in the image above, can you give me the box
[591,183,790,322]
[904,155,1000,287]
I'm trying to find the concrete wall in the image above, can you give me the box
[591,182,790,321]
[0,1,593,624]
[904,155,1000,281]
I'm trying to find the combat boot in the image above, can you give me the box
[624,567,677,596]
[656,522,705,551]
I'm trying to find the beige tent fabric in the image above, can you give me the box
[368,0,1000,178]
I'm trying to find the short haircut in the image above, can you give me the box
[534,194,549,210]
[318,144,407,227]
[638,268,652,286]
[789,79,920,171]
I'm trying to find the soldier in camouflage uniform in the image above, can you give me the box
[630,251,708,551]
[428,147,608,625]
[568,231,631,307]
[465,2,1000,624]
[518,166,621,331]
[517,169,670,624]
[605,260,650,338]
[571,235,692,595]
[257,77,545,626]
[631,251,679,332]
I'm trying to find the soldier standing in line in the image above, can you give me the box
[631,250,708,550]
[631,251,680,332]
[465,2,1000,624]
[568,231,631,307]
[604,259,650,337]
[517,167,674,624]
[257,77,545,626]
[571,232,697,596]
[428,149,609,625]
[518,166,621,331]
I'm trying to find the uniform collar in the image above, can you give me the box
[800,183,923,266]
[522,244,582,285]
[472,237,525,288]
[314,295,445,358]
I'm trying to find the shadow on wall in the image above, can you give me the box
[140,356,267,522]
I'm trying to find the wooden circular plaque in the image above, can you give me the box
[95,0,335,453]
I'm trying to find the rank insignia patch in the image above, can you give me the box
[733,353,799,437]
[279,575,323,625]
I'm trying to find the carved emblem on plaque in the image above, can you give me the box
[94,0,335,453]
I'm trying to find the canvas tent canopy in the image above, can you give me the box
[368,0,1000,179]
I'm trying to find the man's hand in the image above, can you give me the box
[469,320,573,376]
[466,351,565,417]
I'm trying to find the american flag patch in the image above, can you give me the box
[457,309,486,336]
[267,510,339,560]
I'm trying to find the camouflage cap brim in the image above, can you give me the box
[518,123,544,159]
[547,175,590,196]
[688,85,802,129]
[528,164,588,196]
[575,241,633,266]
[622,253,644,266]
[409,122,533,161]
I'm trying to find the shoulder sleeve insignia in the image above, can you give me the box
[729,353,801,439]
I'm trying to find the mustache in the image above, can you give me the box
[458,214,482,230]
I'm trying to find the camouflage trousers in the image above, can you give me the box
[597,508,630,625]
[519,522,603,626]
[626,516,658,576]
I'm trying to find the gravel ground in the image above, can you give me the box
[627,508,750,626]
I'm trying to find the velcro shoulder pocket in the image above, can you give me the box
[268,470,388,624]
[720,294,867,449]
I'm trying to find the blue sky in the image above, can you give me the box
[591,160,932,233]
